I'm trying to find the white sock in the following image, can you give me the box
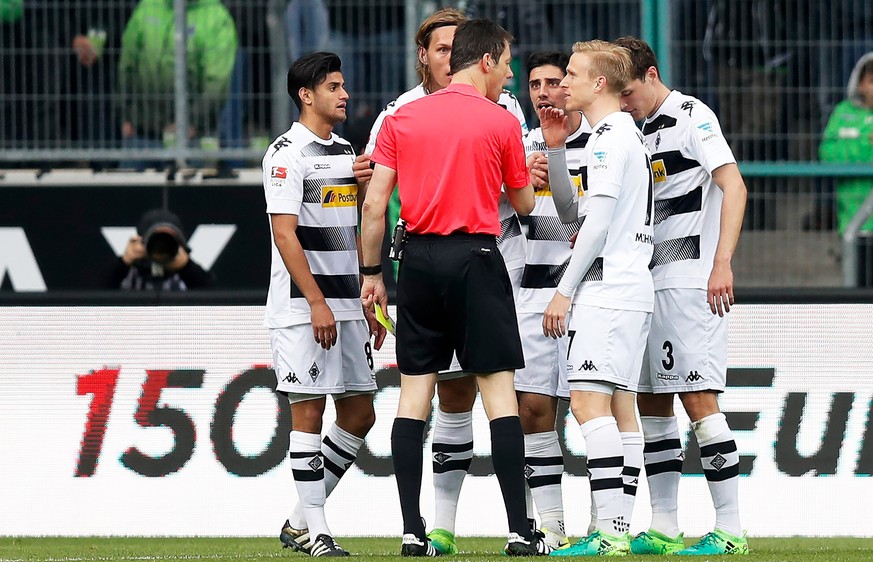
[641,416,682,538]
[620,431,643,531]
[431,409,473,534]
[524,431,565,536]
[694,413,742,536]
[580,416,625,536]
[289,431,330,538]
[289,424,364,529]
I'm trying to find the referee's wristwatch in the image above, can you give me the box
[359,264,382,275]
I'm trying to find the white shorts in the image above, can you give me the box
[445,265,524,375]
[271,319,377,399]
[566,304,651,394]
[638,288,727,394]
[514,312,570,399]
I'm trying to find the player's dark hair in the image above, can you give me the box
[613,36,660,82]
[287,51,342,111]
[527,51,570,76]
[449,18,513,75]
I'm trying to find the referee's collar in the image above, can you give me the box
[442,83,484,98]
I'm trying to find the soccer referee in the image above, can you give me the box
[359,18,536,557]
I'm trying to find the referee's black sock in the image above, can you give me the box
[391,417,427,538]
[490,415,532,541]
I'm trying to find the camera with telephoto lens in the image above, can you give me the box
[137,209,189,265]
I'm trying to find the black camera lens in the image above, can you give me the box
[145,231,180,264]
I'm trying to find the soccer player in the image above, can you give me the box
[354,8,531,556]
[263,52,386,558]
[360,18,537,557]
[517,50,591,553]
[539,40,654,557]
[614,36,749,556]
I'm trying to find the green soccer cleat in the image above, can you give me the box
[630,529,685,554]
[676,529,749,556]
[549,530,629,557]
[427,528,458,556]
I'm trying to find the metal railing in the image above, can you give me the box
[2,0,873,286]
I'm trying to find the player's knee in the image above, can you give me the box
[518,393,556,432]
[637,392,675,417]
[679,391,720,421]
[290,400,326,433]
[437,378,477,412]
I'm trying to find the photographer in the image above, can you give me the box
[103,209,213,290]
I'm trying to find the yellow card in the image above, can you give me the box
[375,305,396,335]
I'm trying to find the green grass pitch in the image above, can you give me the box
[1,537,872,561]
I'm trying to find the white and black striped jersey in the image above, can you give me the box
[262,122,363,328]
[366,85,529,270]
[642,91,736,290]
[516,118,592,313]
[572,111,654,312]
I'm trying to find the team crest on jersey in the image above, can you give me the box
[651,159,667,183]
[322,185,358,207]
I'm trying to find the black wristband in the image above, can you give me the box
[359,264,382,275]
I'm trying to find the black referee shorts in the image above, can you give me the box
[395,233,525,375]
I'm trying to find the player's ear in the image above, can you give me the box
[299,87,313,106]
[417,46,427,66]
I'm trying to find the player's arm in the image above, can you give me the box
[360,163,397,316]
[271,213,336,350]
[539,107,579,223]
[708,163,747,317]
[543,193,617,339]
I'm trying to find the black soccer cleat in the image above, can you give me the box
[503,532,539,557]
[280,519,313,554]
[309,534,350,557]
[401,533,441,557]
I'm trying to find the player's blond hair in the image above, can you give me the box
[416,8,466,89]
[572,40,633,94]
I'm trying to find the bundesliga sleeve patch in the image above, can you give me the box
[271,166,288,179]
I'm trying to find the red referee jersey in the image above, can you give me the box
[371,83,529,236]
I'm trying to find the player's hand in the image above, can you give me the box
[543,292,571,339]
[539,107,571,148]
[122,235,146,265]
[569,231,578,249]
[353,153,373,186]
[363,306,387,350]
[310,300,337,350]
[707,260,734,317]
[527,152,549,189]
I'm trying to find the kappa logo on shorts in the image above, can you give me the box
[284,371,301,384]
[686,370,703,382]
[523,465,535,479]
[579,360,598,372]
[308,362,320,381]
[657,372,679,381]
